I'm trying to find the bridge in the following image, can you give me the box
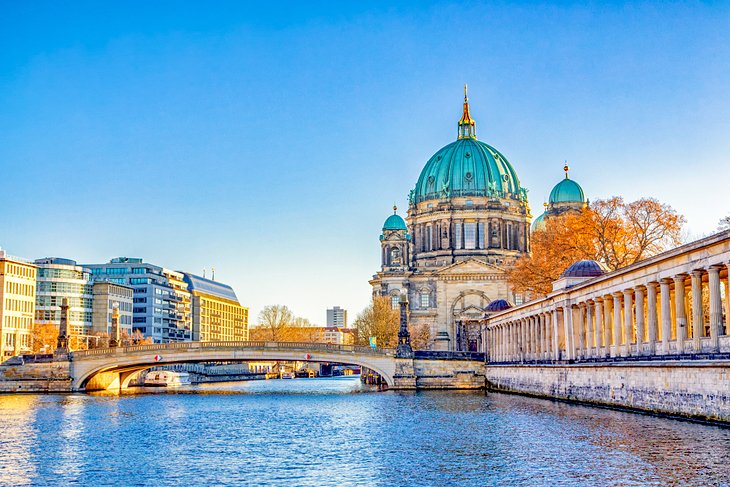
[69,341,400,391]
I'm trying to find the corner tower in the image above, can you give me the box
[380,206,409,272]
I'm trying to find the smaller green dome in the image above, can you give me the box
[383,207,407,231]
[549,164,585,204]
[531,212,547,232]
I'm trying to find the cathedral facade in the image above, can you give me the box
[370,89,586,351]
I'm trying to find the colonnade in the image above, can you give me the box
[486,262,730,362]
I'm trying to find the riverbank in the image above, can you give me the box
[485,361,730,423]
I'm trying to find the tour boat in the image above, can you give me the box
[144,371,191,387]
[280,372,296,379]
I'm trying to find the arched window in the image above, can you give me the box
[420,292,429,308]
[390,247,401,265]
[390,295,400,309]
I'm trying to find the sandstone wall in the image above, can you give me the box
[0,361,72,393]
[412,358,486,389]
[486,362,730,422]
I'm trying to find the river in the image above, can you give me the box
[0,377,728,486]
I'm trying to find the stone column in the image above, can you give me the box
[552,309,560,360]
[564,306,575,360]
[577,304,586,359]
[635,286,645,356]
[691,270,704,352]
[646,282,658,355]
[603,296,612,357]
[674,275,688,354]
[595,298,604,355]
[530,316,537,360]
[539,313,548,360]
[725,263,730,336]
[546,313,553,360]
[520,318,527,361]
[586,302,594,357]
[623,289,633,357]
[708,266,722,352]
[660,279,671,354]
[613,292,623,358]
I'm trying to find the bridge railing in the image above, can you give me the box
[69,341,395,359]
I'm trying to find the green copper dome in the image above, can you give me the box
[549,164,586,204]
[411,90,526,205]
[383,208,407,231]
[531,212,546,232]
[413,138,524,203]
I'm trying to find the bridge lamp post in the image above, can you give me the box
[396,294,414,358]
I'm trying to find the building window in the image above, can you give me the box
[426,226,432,252]
[464,223,476,250]
[478,222,485,249]
[454,223,462,249]
[420,292,429,308]
[391,295,400,309]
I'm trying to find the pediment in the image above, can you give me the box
[435,258,504,276]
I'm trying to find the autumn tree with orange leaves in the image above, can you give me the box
[508,197,685,295]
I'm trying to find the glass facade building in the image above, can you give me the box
[85,258,191,343]
[34,258,93,336]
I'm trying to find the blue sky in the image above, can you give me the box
[2,1,729,324]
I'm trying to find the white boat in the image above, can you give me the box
[144,371,191,387]
[280,372,295,379]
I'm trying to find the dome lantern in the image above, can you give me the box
[457,84,477,140]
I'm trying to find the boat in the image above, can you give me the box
[144,371,191,387]
[280,372,296,379]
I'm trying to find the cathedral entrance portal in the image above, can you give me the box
[451,291,490,352]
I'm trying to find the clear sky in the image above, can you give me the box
[2,2,729,325]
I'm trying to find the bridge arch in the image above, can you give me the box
[70,341,397,391]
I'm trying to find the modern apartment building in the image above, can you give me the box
[91,281,133,336]
[85,258,191,343]
[326,306,348,328]
[34,258,93,336]
[180,272,249,342]
[0,250,37,358]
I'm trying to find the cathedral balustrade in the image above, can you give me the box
[485,230,730,364]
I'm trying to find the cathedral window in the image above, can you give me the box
[391,295,400,309]
[478,222,485,249]
[464,223,476,249]
[426,226,433,251]
[420,292,429,308]
[454,223,462,249]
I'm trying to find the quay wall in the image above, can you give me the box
[486,362,730,422]
[412,358,486,389]
[0,362,72,393]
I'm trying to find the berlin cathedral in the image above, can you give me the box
[370,88,587,351]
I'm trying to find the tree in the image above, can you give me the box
[353,296,399,349]
[508,197,685,295]
[254,305,295,341]
[718,215,730,232]
[31,323,58,354]
[409,322,433,350]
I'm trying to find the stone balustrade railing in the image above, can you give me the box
[69,341,395,359]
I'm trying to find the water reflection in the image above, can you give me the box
[0,395,39,486]
[0,379,728,487]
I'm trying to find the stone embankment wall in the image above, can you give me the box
[412,358,486,389]
[0,361,72,393]
[486,362,730,422]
